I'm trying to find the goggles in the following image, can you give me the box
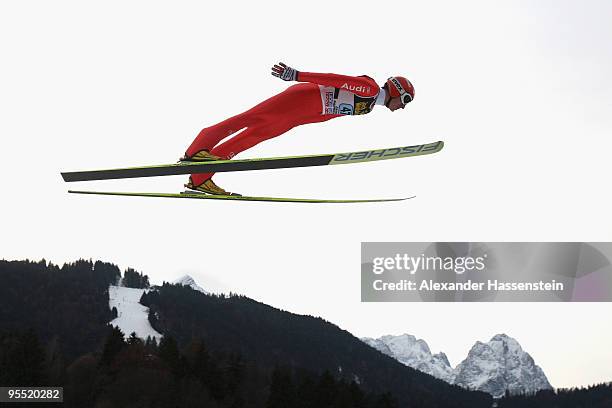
[388,77,413,105]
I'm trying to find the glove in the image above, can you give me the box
[271,62,299,81]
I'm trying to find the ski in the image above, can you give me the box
[61,140,443,182]
[67,190,413,204]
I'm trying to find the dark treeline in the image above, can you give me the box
[141,283,492,408]
[15,259,612,407]
[497,383,612,408]
[0,259,492,407]
[0,327,401,408]
[123,267,150,289]
[0,259,119,359]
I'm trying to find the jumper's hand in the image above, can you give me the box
[271,62,299,81]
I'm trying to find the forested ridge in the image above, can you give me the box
[2,259,610,407]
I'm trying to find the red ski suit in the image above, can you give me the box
[185,72,382,185]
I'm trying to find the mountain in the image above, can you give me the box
[140,283,492,408]
[172,274,208,293]
[0,259,492,408]
[454,334,553,398]
[362,334,455,383]
[2,259,609,407]
[362,333,553,398]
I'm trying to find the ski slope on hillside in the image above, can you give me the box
[108,285,162,341]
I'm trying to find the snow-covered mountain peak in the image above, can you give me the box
[362,334,454,383]
[433,352,450,367]
[173,275,208,294]
[362,333,552,398]
[491,333,511,341]
[489,333,522,354]
[454,334,552,398]
[380,333,432,358]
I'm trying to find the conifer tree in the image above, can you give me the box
[267,367,295,408]
[100,326,125,366]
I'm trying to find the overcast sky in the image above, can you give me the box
[1,0,611,389]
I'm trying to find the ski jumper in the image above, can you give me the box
[185,72,385,185]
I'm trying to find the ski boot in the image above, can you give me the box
[179,150,224,162]
[184,176,241,196]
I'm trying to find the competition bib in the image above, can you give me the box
[319,86,378,116]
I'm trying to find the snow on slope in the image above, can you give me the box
[109,285,162,341]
